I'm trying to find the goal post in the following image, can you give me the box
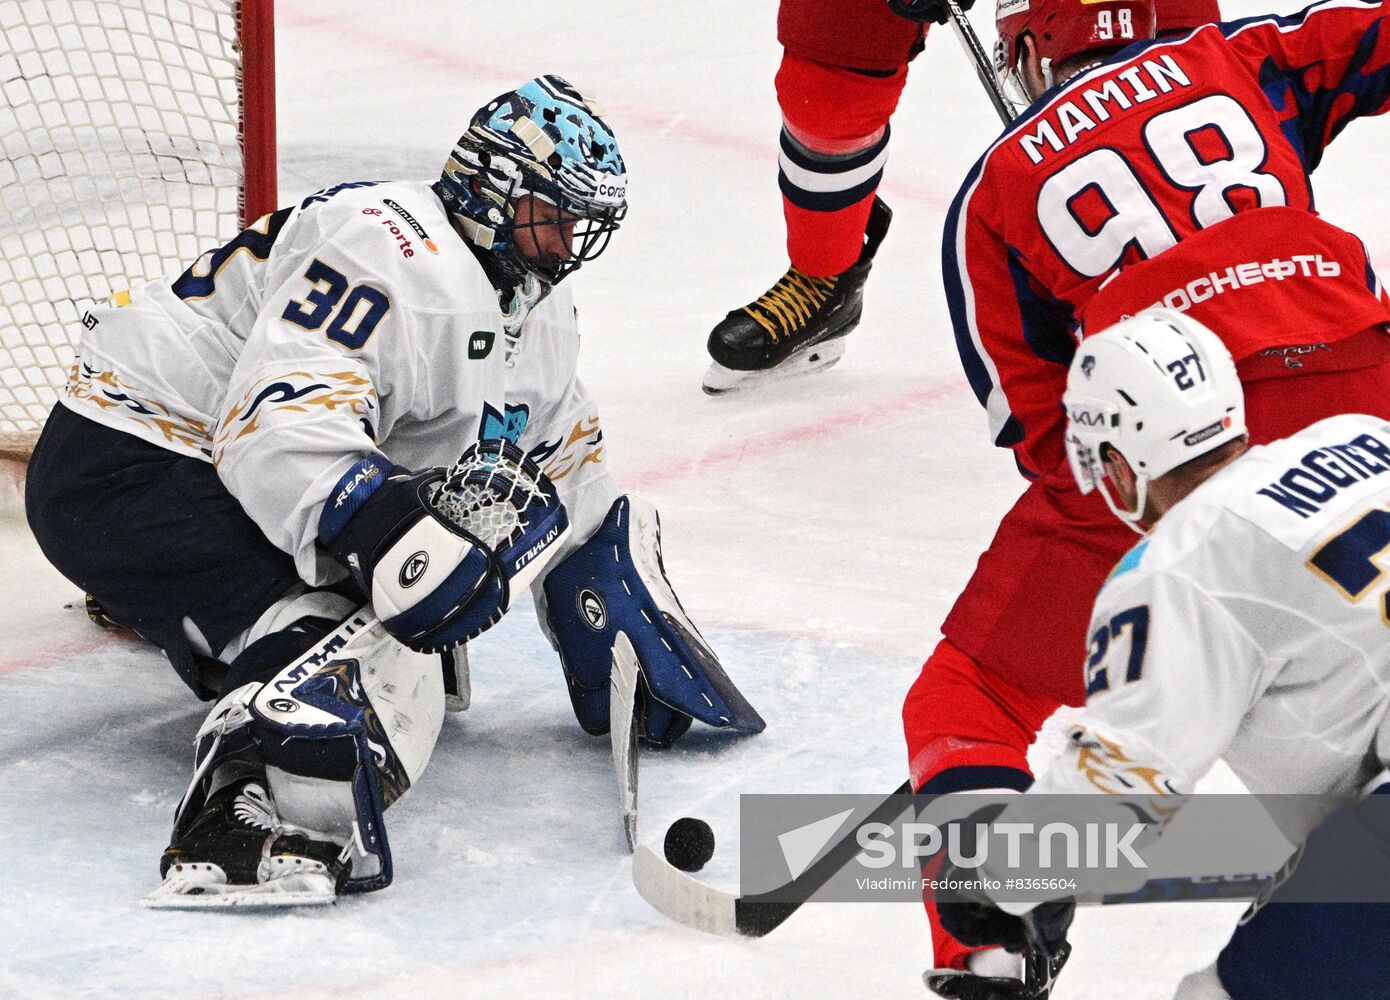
[0,0,277,460]
[239,0,277,224]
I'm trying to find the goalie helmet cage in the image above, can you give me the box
[0,0,277,461]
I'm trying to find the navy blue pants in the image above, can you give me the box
[1217,786,1390,999]
[26,405,309,698]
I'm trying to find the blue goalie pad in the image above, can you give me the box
[543,495,765,746]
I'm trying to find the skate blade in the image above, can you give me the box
[142,870,337,909]
[701,337,847,395]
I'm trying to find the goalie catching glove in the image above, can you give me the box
[543,495,765,747]
[320,439,569,653]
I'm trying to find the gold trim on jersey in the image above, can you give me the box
[1068,726,1182,812]
[213,369,378,467]
[540,414,604,482]
[65,362,211,453]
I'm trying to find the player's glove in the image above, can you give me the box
[541,495,765,747]
[934,858,1074,999]
[926,804,1073,998]
[887,0,974,25]
[319,440,569,653]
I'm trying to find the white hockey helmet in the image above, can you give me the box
[1064,308,1246,528]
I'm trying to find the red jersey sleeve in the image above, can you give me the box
[1220,0,1390,169]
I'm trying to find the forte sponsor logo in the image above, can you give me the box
[383,198,440,254]
[361,205,426,258]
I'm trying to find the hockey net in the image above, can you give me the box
[0,0,276,465]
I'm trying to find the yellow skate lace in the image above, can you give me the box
[742,268,839,342]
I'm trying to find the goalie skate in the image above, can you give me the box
[702,196,891,395]
[143,778,349,909]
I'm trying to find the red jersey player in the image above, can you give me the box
[700,0,1219,394]
[915,0,1390,995]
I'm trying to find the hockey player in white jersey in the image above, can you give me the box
[931,310,1390,999]
[25,75,764,906]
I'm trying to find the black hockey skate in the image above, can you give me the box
[83,593,125,630]
[924,970,1041,999]
[702,196,892,394]
[146,777,349,909]
[925,938,1071,999]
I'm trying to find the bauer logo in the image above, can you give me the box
[578,589,607,631]
[400,552,429,588]
[383,199,439,254]
[469,330,495,360]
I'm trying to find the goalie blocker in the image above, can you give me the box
[543,495,765,747]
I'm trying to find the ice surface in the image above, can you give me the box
[5,0,1387,995]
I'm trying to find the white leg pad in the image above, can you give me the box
[355,625,445,786]
[219,585,359,662]
[260,618,445,834]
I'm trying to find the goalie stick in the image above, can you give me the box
[611,632,641,851]
[633,782,1279,938]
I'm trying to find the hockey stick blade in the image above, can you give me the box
[633,779,913,937]
[611,631,641,851]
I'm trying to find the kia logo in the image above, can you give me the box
[579,589,606,630]
[400,552,429,588]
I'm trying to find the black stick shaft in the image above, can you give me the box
[734,779,913,935]
[945,0,1015,126]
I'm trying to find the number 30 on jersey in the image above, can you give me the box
[282,258,392,350]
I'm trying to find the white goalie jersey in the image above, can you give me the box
[62,180,618,585]
[1032,413,1390,816]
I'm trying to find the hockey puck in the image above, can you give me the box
[663,817,715,873]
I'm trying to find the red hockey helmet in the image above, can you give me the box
[995,0,1157,86]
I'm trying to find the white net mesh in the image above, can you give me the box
[0,0,247,453]
[431,442,548,551]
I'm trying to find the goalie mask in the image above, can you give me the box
[994,0,1156,110]
[434,74,627,289]
[1064,308,1245,529]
